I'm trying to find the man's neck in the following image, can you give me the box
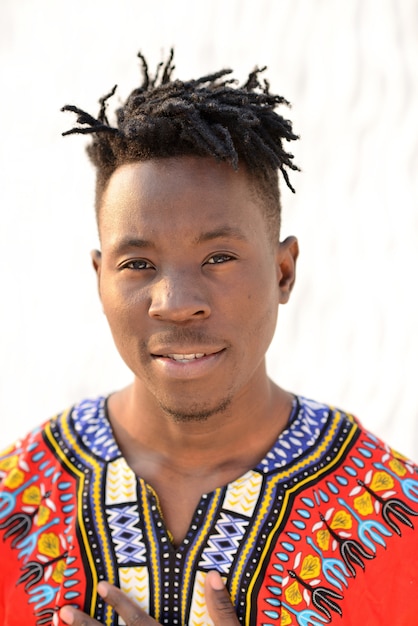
[106,377,293,546]
[107,376,293,479]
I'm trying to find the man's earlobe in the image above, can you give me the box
[91,250,102,275]
[277,236,299,303]
[91,250,102,298]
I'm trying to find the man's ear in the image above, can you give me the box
[276,236,299,304]
[91,250,102,299]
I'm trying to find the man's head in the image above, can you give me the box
[62,50,299,242]
[61,51,300,421]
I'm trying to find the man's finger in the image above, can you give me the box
[97,581,159,625]
[205,571,240,625]
[59,605,98,625]
[59,581,160,625]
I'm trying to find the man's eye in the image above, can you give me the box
[122,260,154,270]
[206,254,235,265]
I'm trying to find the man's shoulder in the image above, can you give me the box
[275,396,418,624]
[294,394,418,467]
[0,396,108,479]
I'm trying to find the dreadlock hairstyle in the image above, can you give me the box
[61,49,299,235]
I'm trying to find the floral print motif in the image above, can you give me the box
[1,397,418,625]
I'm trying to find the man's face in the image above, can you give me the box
[94,156,297,421]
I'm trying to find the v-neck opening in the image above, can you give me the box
[95,395,302,550]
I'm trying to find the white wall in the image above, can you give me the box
[1,0,417,458]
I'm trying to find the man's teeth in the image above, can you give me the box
[166,353,205,362]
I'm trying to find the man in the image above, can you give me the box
[1,51,417,626]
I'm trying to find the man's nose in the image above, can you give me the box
[148,272,211,322]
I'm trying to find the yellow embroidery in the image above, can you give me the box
[0,455,18,471]
[285,581,302,605]
[317,529,330,550]
[22,485,41,505]
[389,458,407,477]
[300,554,321,580]
[36,505,51,526]
[354,492,373,516]
[331,510,352,529]
[371,471,394,492]
[281,608,292,624]
[4,468,25,489]
[52,560,66,583]
[38,532,60,558]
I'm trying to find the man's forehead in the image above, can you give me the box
[98,156,262,219]
[96,156,279,249]
[103,156,252,193]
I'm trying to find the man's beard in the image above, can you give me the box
[158,396,231,423]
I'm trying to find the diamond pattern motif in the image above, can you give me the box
[199,512,249,573]
[106,504,147,565]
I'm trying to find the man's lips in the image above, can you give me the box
[158,352,206,362]
[149,347,226,377]
[151,348,225,362]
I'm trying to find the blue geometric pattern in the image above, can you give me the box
[70,396,331,472]
[72,397,120,462]
[106,504,147,565]
[199,512,249,574]
[258,396,331,472]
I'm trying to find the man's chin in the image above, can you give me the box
[158,397,231,423]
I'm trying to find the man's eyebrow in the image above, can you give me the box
[195,226,249,244]
[113,237,155,252]
[113,228,248,251]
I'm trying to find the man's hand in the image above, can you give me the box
[59,571,240,625]
[59,580,160,625]
[205,570,240,625]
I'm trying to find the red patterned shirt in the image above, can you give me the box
[1,396,418,625]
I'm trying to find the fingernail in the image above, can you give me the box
[97,581,110,598]
[208,570,225,590]
[59,606,74,624]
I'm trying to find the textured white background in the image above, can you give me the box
[0,0,417,458]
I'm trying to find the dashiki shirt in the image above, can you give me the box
[1,396,418,626]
